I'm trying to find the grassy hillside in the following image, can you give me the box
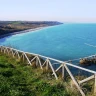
[0,54,77,96]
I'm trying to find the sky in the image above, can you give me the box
[0,0,96,22]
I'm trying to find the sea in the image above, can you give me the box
[0,23,96,71]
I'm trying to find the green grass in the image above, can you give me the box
[0,53,95,96]
[0,54,78,96]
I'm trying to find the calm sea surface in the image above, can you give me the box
[0,23,96,63]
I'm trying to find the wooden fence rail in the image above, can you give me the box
[0,46,96,96]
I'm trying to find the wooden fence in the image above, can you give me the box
[0,46,96,96]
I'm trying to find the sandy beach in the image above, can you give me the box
[0,26,46,39]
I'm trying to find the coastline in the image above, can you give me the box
[0,23,63,39]
[0,26,47,39]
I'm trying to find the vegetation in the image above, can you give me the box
[0,53,95,96]
[0,21,63,36]
[0,54,78,96]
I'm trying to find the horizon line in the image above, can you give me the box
[0,20,96,23]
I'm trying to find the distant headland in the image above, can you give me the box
[0,21,63,36]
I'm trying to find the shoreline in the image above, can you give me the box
[0,24,63,39]
[0,26,47,39]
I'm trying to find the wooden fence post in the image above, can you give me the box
[23,53,32,65]
[22,53,25,62]
[37,56,43,70]
[64,64,85,96]
[16,51,20,59]
[36,56,38,66]
[46,59,49,70]
[62,63,65,79]
[48,60,58,80]
[0,47,2,52]
[3,47,5,53]
[94,74,96,94]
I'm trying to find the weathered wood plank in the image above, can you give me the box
[64,64,85,96]
[42,60,47,67]
[54,64,62,73]
[94,74,96,94]
[16,51,20,59]
[11,49,15,57]
[23,53,32,65]
[36,57,38,66]
[37,56,43,69]
[48,60,58,80]
[46,59,49,70]
[30,56,37,62]
[62,64,65,79]
[79,75,94,84]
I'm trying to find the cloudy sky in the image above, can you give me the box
[0,0,96,22]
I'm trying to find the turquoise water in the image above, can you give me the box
[0,23,96,62]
